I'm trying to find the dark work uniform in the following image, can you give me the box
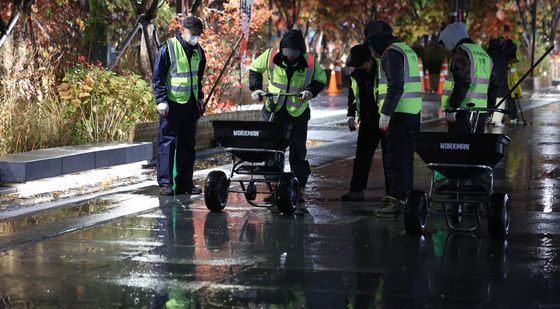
[379,45,421,201]
[347,62,382,193]
[152,34,206,192]
[447,38,498,133]
[248,32,325,188]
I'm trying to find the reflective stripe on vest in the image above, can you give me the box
[441,43,492,112]
[377,42,422,114]
[350,77,360,118]
[266,48,315,117]
[166,38,201,104]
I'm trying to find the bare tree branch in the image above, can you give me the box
[190,0,203,16]
[515,0,532,46]
[0,0,25,48]
[273,0,291,29]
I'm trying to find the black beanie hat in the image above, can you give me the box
[347,44,372,67]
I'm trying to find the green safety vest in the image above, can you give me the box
[350,69,378,119]
[259,48,316,117]
[166,37,201,104]
[441,43,492,112]
[377,42,422,114]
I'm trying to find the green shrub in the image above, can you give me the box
[58,65,157,143]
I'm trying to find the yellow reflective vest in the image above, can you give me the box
[441,43,492,111]
[166,37,201,104]
[250,48,327,117]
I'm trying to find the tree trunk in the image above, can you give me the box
[140,23,157,78]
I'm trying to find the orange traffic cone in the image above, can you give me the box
[424,67,431,92]
[327,69,340,96]
[437,58,448,96]
[419,58,425,93]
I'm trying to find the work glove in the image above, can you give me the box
[379,113,391,132]
[157,102,169,117]
[300,90,313,102]
[485,112,493,124]
[251,90,265,102]
[347,117,357,132]
[446,111,456,122]
[197,99,206,116]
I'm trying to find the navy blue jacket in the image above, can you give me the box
[153,33,207,105]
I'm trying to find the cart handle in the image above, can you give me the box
[261,92,302,98]
[447,107,510,115]
[447,104,511,133]
[262,92,305,122]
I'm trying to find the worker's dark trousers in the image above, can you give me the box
[349,116,382,192]
[448,110,486,133]
[262,109,311,188]
[157,102,199,190]
[289,119,311,187]
[381,112,420,200]
[506,97,519,120]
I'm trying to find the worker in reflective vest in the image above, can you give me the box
[365,21,422,217]
[439,22,496,133]
[249,29,327,202]
[341,44,382,202]
[153,16,206,196]
[503,39,523,125]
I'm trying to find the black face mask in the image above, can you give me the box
[354,67,367,74]
[367,34,395,55]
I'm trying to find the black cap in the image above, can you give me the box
[183,16,204,35]
[347,44,371,67]
[364,20,393,38]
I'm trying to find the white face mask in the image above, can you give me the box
[185,34,199,46]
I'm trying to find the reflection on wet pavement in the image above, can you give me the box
[0,104,559,307]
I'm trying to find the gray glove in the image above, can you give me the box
[251,90,265,101]
[446,111,456,122]
[157,102,169,117]
[300,90,313,102]
[197,99,206,116]
[347,117,356,132]
[379,113,390,132]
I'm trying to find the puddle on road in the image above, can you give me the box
[0,199,117,235]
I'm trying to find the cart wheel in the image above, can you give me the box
[204,171,229,212]
[487,192,510,239]
[276,173,298,215]
[403,189,428,236]
[244,181,257,201]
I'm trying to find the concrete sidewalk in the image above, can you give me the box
[1,89,558,212]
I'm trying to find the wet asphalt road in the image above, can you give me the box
[0,103,559,308]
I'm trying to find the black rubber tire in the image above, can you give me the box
[204,170,229,212]
[488,192,510,239]
[244,181,257,201]
[403,189,428,236]
[276,173,298,215]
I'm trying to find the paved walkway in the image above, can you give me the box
[0,89,558,212]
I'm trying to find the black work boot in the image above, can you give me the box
[188,186,202,195]
[341,191,365,201]
[374,196,404,218]
[159,186,174,195]
[298,186,306,203]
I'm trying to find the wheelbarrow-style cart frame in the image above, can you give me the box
[403,107,512,239]
[204,93,302,215]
